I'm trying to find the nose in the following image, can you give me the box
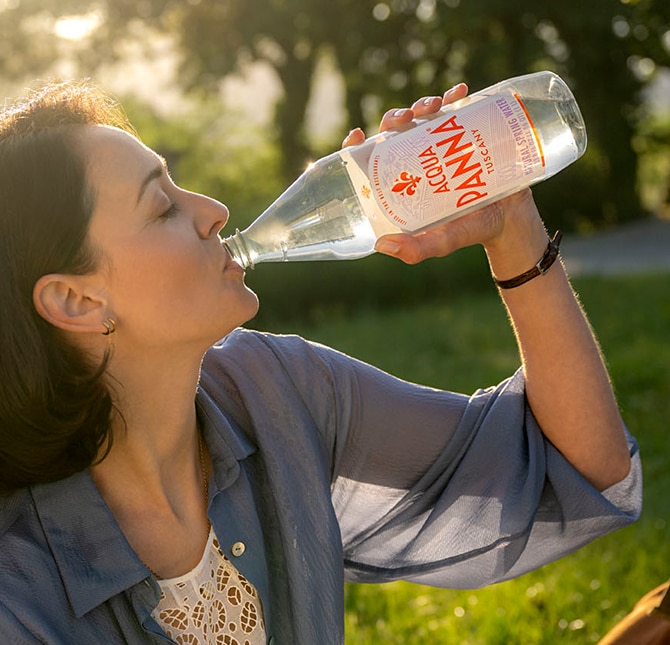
[191,192,229,239]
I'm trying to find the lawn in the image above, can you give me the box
[260,271,670,644]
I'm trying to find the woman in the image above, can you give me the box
[0,80,640,644]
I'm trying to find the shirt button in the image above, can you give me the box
[231,541,246,557]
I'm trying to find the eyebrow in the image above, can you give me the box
[136,157,168,206]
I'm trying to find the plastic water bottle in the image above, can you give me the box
[223,70,587,268]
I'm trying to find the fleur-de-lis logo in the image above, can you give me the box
[361,184,371,199]
[392,171,421,196]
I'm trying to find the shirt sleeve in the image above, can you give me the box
[312,340,642,589]
[210,330,642,590]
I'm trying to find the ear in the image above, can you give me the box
[33,273,108,334]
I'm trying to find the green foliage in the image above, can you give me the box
[168,0,666,228]
[246,245,492,329]
[635,109,670,214]
[2,0,669,229]
[0,0,93,78]
[158,0,667,228]
[260,273,670,644]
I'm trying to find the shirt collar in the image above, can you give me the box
[31,470,148,618]
[196,384,256,491]
[30,388,256,618]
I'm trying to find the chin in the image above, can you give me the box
[225,289,260,331]
[243,286,260,316]
[241,300,260,326]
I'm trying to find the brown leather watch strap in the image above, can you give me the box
[494,230,563,289]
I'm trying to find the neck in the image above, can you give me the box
[84,341,215,579]
[90,347,208,514]
[107,342,203,443]
[89,399,211,574]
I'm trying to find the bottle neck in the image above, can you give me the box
[221,229,254,269]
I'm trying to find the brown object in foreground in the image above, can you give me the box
[598,580,670,645]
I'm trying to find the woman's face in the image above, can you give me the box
[78,125,259,351]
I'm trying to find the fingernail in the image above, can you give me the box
[342,127,361,146]
[392,108,412,118]
[444,82,466,97]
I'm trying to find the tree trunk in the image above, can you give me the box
[273,54,317,183]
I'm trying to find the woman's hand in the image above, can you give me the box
[342,84,545,266]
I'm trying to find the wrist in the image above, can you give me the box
[483,196,551,283]
[492,231,563,289]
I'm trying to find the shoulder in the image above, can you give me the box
[0,486,54,570]
[199,329,361,441]
[0,488,60,612]
[205,328,322,362]
[202,328,352,387]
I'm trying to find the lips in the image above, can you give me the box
[222,252,244,274]
[218,234,245,274]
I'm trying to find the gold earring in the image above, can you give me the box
[101,318,117,336]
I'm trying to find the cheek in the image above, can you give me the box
[109,242,207,306]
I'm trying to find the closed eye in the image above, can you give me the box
[158,201,180,220]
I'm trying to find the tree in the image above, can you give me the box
[434,1,646,227]
[170,0,320,182]
[0,0,96,79]
[318,0,669,227]
[2,0,668,227]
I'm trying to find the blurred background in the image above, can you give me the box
[1,0,668,319]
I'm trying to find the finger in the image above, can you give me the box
[374,203,502,264]
[410,96,442,118]
[379,107,414,133]
[375,228,461,265]
[442,83,468,106]
[342,127,365,148]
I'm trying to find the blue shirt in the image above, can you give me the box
[0,330,642,644]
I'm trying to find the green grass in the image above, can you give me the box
[257,272,670,644]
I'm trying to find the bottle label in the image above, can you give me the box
[368,91,545,231]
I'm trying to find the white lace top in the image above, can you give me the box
[152,527,266,644]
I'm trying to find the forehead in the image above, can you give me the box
[77,125,159,190]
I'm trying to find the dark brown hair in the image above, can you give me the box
[0,80,133,490]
